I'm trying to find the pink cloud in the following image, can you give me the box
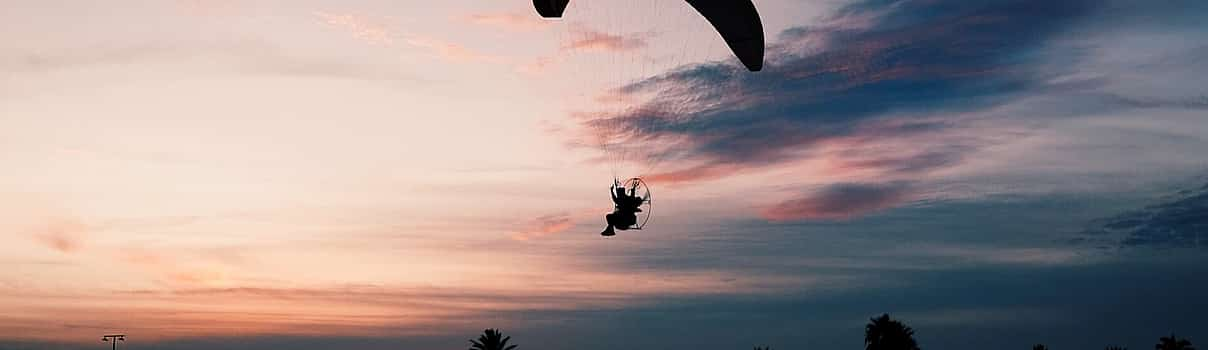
[178,0,240,17]
[313,11,396,46]
[512,213,576,241]
[31,218,86,253]
[512,25,651,74]
[463,13,551,32]
[516,55,570,75]
[562,29,648,52]
[116,247,247,287]
[402,35,500,63]
[644,163,746,185]
[313,11,498,63]
[511,208,606,240]
[761,183,914,221]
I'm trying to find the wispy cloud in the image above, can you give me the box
[177,0,240,16]
[463,12,551,32]
[511,208,605,240]
[761,182,914,221]
[313,11,397,46]
[572,0,1100,186]
[561,29,649,52]
[515,54,564,74]
[514,25,653,74]
[512,213,576,240]
[561,0,1208,221]
[401,35,501,63]
[30,218,86,254]
[1083,180,1208,249]
[1,40,425,84]
[313,11,499,63]
[898,244,1091,267]
[116,247,245,287]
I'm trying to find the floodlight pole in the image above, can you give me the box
[101,334,126,350]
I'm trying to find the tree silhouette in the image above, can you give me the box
[1156,334,1194,350]
[1034,344,1048,350]
[865,314,921,350]
[1106,346,1128,350]
[469,329,517,350]
[754,346,773,350]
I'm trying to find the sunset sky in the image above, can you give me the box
[2,1,1207,349]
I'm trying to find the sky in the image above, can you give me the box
[1,0,1207,349]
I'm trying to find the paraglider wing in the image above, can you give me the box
[533,0,571,18]
[684,0,765,72]
[532,0,765,71]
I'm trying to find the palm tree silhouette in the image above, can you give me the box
[865,314,921,350]
[1156,334,1194,350]
[1033,344,1048,350]
[469,329,517,350]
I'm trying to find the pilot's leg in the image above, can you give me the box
[602,213,618,236]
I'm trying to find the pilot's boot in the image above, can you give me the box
[600,225,616,236]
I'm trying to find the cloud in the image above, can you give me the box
[1101,94,1208,110]
[116,247,244,287]
[1,41,426,84]
[643,163,745,184]
[512,213,577,240]
[401,35,501,63]
[511,22,652,74]
[515,54,564,74]
[557,0,1208,222]
[178,0,240,17]
[511,208,606,240]
[30,218,87,254]
[1083,180,1208,248]
[561,29,648,52]
[313,11,499,63]
[463,13,551,32]
[761,182,913,221]
[898,244,1090,267]
[313,11,396,46]
[573,0,1102,185]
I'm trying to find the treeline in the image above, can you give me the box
[466,314,1197,350]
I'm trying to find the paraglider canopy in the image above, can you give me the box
[533,0,571,18]
[533,0,765,71]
